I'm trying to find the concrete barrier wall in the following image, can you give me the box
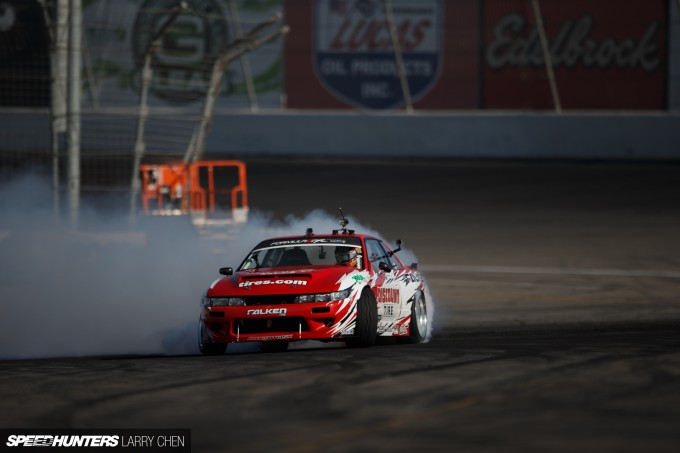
[207,112,680,160]
[2,110,680,160]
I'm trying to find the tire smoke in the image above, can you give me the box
[0,172,431,359]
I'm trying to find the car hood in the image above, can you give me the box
[208,266,368,296]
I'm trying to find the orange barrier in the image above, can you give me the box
[139,160,248,223]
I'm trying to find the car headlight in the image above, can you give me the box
[202,297,246,307]
[294,289,350,303]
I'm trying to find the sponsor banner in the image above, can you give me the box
[314,0,442,109]
[245,334,294,341]
[247,308,288,316]
[284,0,479,109]
[375,287,400,304]
[83,0,283,108]
[131,0,229,104]
[238,279,307,288]
[483,0,667,109]
[269,238,352,246]
[0,429,190,452]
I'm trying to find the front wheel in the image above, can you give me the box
[198,321,227,355]
[345,288,377,348]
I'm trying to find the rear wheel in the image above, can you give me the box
[345,288,377,348]
[404,291,428,344]
[198,321,227,355]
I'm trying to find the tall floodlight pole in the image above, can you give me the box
[67,0,82,227]
[38,0,69,224]
[384,0,412,113]
[55,0,68,222]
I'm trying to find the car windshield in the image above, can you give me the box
[239,243,364,270]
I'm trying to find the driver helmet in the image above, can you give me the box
[335,246,361,268]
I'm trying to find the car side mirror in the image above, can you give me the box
[219,267,233,276]
[379,261,393,273]
[388,239,402,256]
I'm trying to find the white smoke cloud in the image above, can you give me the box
[0,172,433,359]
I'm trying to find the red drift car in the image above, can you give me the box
[199,220,430,355]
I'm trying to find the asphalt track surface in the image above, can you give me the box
[2,160,680,452]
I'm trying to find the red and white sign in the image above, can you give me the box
[284,0,479,109]
[482,0,667,109]
[284,0,668,110]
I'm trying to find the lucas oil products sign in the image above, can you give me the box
[284,0,480,109]
[313,0,442,109]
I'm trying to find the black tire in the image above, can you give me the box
[260,341,289,353]
[401,291,428,344]
[198,322,227,355]
[345,288,378,348]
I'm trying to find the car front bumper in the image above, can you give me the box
[201,300,357,343]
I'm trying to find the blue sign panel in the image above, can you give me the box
[314,0,442,109]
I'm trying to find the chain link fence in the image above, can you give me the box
[1,0,284,206]
[1,0,679,202]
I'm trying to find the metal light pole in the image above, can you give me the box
[54,0,68,223]
[531,0,562,113]
[67,0,82,227]
[38,0,69,224]
[384,0,413,113]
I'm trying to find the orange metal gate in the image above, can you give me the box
[139,160,248,224]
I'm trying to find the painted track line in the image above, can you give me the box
[422,264,680,280]
[426,277,601,291]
